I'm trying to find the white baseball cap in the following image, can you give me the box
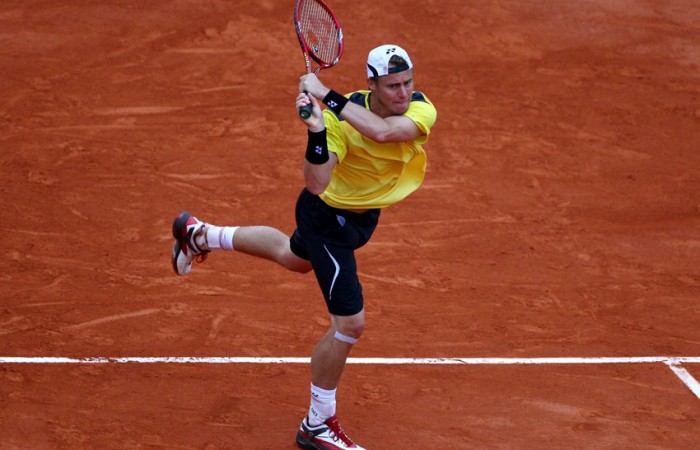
[366,44,413,78]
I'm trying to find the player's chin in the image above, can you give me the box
[393,103,410,115]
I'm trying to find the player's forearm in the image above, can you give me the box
[303,158,335,195]
[303,79,395,142]
[339,101,427,144]
[337,101,395,142]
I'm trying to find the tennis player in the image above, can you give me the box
[171,44,437,450]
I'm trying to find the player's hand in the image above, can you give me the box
[296,92,324,130]
[299,73,330,100]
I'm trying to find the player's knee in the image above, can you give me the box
[289,261,313,274]
[334,316,365,342]
[346,322,365,339]
[280,249,312,273]
[334,326,363,345]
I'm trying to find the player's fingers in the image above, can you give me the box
[298,74,311,92]
[299,74,322,95]
[306,95,323,120]
[295,97,314,118]
[296,92,312,106]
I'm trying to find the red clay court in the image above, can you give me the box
[1,1,699,449]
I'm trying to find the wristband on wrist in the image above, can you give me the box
[305,129,329,164]
[322,90,349,115]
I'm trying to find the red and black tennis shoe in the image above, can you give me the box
[296,416,365,450]
[171,211,209,276]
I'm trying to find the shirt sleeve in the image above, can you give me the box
[404,92,437,146]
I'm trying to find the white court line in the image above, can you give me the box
[666,362,700,400]
[1,356,700,365]
[3,356,699,399]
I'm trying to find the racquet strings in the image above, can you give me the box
[298,0,340,64]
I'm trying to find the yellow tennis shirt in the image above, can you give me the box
[320,90,437,210]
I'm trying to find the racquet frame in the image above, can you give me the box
[294,0,343,118]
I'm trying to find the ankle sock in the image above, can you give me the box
[199,225,238,251]
[308,384,336,427]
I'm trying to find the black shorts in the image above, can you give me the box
[290,188,380,316]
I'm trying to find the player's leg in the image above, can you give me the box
[171,211,311,276]
[202,224,312,273]
[298,311,366,450]
[297,239,368,449]
[310,310,365,390]
[304,254,365,426]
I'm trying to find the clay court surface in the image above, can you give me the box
[1,0,699,448]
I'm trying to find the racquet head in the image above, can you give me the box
[294,0,344,74]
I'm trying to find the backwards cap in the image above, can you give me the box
[366,44,413,78]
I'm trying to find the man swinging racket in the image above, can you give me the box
[171,43,437,449]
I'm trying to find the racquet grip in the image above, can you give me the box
[299,90,313,119]
[299,103,313,119]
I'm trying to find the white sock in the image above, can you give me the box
[308,384,336,427]
[202,225,238,251]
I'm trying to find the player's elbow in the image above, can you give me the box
[305,180,328,196]
[303,156,336,195]
[304,168,331,195]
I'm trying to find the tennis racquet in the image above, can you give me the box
[293,0,344,119]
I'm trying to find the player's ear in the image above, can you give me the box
[367,77,377,92]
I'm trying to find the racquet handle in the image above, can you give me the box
[299,103,313,119]
[299,90,312,119]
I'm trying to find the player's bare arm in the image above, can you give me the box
[303,152,338,195]
[338,102,422,143]
[296,92,337,195]
[299,73,424,144]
